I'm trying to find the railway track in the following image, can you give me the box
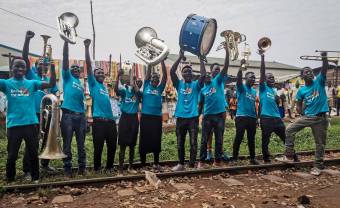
[2,149,340,192]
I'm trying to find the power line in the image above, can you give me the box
[0,6,87,39]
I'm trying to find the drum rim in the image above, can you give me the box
[199,18,217,56]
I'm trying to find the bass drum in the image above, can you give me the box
[179,14,217,57]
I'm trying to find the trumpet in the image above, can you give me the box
[216,30,246,61]
[41,35,52,62]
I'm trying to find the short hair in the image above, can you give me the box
[301,67,312,76]
[210,63,220,71]
[94,67,103,73]
[181,65,192,72]
[11,57,24,69]
[151,72,160,78]
[245,71,255,77]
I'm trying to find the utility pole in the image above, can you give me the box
[90,0,95,60]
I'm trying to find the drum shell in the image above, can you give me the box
[179,14,217,57]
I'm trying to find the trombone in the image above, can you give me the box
[300,55,340,64]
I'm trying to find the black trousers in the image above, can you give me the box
[23,113,50,173]
[260,117,286,161]
[92,118,117,171]
[337,98,340,116]
[6,125,39,181]
[176,117,199,166]
[119,144,135,169]
[232,116,257,160]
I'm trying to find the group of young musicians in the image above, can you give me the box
[0,31,330,183]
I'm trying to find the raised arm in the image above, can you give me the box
[22,31,35,72]
[114,69,123,96]
[84,39,92,77]
[320,52,329,76]
[40,61,56,89]
[62,41,69,70]
[259,52,265,85]
[170,50,184,88]
[145,64,152,81]
[198,57,207,88]
[160,60,167,86]
[237,60,245,88]
[220,46,230,76]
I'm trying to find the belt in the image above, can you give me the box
[93,117,115,123]
[62,108,84,115]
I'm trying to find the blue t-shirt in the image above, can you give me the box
[259,82,280,118]
[174,80,201,118]
[88,74,115,120]
[200,73,228,115]
[61,69,85,113]
[26,69,58,113]
[118,85,140,114]
[236,84,256,118]
[0,78,42,128]
[141,80,165,116]
[296,74,328,116]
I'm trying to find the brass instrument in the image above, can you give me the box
[241,42,251,69]
[41,35,51,58]
[57,12,79,44]
[135,27,169,66]
[300,55,340,64]
[39,94,67,159]
[216,30,246,61]
[258,37,271,52]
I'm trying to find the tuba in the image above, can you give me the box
[217,30,246,61]
[57,12,79,44]
[135,27,169,66]
[258,37,271,53]
[39,94,67,159]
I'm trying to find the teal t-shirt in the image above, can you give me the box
[26,69,58,113]
[174,80,201,118]
[88,74,115,120]
[61,69,85,113]
[0,78,42,128]
[259,82,280,118]
[296,74,328,116]
[200,73,228,115]
[118,85,140,114]
[236,84,256,118]
[141,80,165,116]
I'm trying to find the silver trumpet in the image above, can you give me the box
[135,27,169,66]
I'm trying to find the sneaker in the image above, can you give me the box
[32,180,39,184]
[24,172,32,181]
[205,151,213,161]
[171,164,185,172]
[275,155,294,163]
[104,168,115,174]
[41,165,56,172]
[293,154,300,162]
[249,159,260,165]
[65,171,72,178]
[263,159,272,164]
[78,169,86,176]
[222,153,230,162]
[127,167,138,174]
[310,167,322,176]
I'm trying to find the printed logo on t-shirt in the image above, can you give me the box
[203,87,217,97]
[72,82,84,92]
[305,90,319,104]
[246,92,256,101]
[180,87,192,95]
[10,88,29,97]
[146,89,160,95]
[125,95,136,103]
[99,88,108,96]
[266,91,275,100]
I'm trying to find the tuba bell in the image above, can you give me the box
[57,12,79,44]
[39,94,67,159]
[135,27,169,66]
[217,30,246,61]
[258,37,271,53]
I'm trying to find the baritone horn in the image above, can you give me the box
[57,12,79,44]
[39,94,67,159]
[216,30,246,61]
[135,27,169,66]
[258,37,271,52]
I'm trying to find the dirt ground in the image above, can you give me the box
[1,165,340,208]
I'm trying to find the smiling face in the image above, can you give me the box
[245,72,255,86]
[302,67,314,83]
[94,68,105,83]
[12,59,26,79]
[151,73,160,87]
[70,64,80,78]
[265,72,275,87]
[181,66,193,83]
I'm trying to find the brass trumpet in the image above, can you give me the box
[217,30,246,61]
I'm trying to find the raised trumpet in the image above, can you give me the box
[216,30,246,61]
[258,37,271,53]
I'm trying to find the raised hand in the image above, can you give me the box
[26,30,35,39]
[84,39,91,47]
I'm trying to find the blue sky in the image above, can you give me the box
[0,0,339,67]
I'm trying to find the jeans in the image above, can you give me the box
[6,125,39,181]
[260,117,286,161]
[61,111,87,173]
[233,116,257,160]
[200,113,225,162]
[176,117,199,166]
[285,114,328,168]
[92,118,117,171]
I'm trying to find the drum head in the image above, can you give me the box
[200,19,217,56]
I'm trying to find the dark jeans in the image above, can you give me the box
[92,118,117,171]
[200,113,225,162]
[6,125,39,181]
[233,116,257,160]
[61,111,87,173]
[176,117,199,166]
[260,117,286,161]
[23,113,50,173]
